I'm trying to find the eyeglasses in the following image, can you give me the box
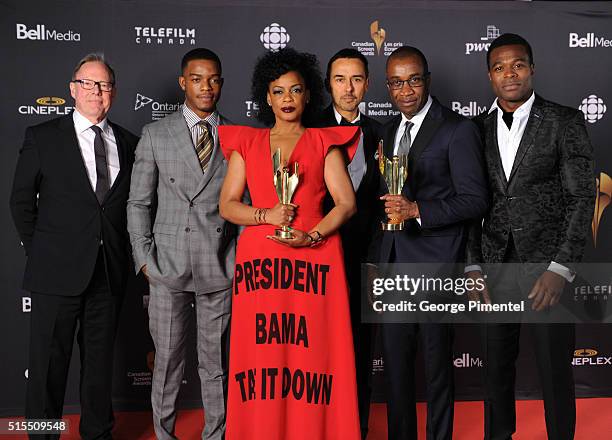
[386,74,429,90]
[72,79,114,92]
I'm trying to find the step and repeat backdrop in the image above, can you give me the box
[1,0,611,415]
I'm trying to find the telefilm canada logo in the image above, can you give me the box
[351,21,403,57]
[572,349,612,366]
[260,23,290,52]
[451,100,488,117]
[134,93,180,121]
[569,32,612,48]
[245,100,260,118]
[134,26,196,45]
[465,25,501,55]
[16,23,80,41]
[18,96,74,116]
[579,94,606,124]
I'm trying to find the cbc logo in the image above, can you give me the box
[260,23,290,51]
[579,94,607,124]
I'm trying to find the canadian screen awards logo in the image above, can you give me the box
[260,23,290,51]
[592,172,612,248]
[465,25,500,55]
[351,21,403,57]
[16,23,80,41]
[134,26,196,45]
[18,96,74,116]
[579,94,606,124]
[134,93,180,120]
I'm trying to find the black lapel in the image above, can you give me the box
[407,99,443,180]
[483,110,508,189]
[58,113,98,202]
[383,116,401,160]
[507,96,543,184]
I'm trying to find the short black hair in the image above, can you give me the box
[181,48,222,74]
[386,46,429,75]
[487,33,534,69]
[251,47,324,127]
[325,48,369,92]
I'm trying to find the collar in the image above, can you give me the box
[182,103,219,129]
[488,91,535,117]
[73,109,110,134]
[400,94,432,127]
[333,105,361,125]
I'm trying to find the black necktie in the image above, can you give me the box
[340,117,360,126]
[91,125,110,203]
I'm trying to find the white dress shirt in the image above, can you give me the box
[73,109,120,189]
[393,95,433,156]
[333,106,366,191]
[466,92,574,282]
[182,103,220,147]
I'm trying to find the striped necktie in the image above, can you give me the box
[195,120,214,172]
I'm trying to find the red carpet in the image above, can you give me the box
[2,399,610,439]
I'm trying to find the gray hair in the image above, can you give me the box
[71,53,116,84]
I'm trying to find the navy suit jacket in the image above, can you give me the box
[371,97,489,264]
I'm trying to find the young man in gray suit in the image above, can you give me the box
[127,48,235,440]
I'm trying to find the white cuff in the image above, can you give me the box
[548,261,575,282]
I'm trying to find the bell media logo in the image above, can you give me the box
[16,23,80,41]
[451,100,487,117]
[579,94,606,124]
[453,353,483,368]
[134,93,180,121]
[18,96,74,116]
[465,25,500,55]
[134,26,196,45]
[351,21,403,57]
[260,23,290,52]
[569,32,612,48]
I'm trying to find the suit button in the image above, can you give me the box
[216,227,222,233]
[170,178,175,183]
[189,202,194,208]
[185,227,190,233]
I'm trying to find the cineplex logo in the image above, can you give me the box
[134,26,196,45]
[465,25,500,55]
[18,96,74,116]
[572,349,612,366]
[16,23,80,41]
[569,32,612,48]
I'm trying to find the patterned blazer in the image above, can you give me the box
[468,94,596,267]
[127,109,236,293]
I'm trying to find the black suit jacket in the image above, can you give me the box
[10,113,138,296]
[372,97,489,264]
[312,105,382,285]
[468,95,596,267]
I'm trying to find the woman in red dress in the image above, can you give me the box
[219,48,361,439]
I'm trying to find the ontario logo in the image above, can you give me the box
[465,25,500,55]
[260,23,290,52]
[351,21,403,57]
[134,26,196,45]
[16,23,80,41]
[18,96,74,115]
[134,93,180,121]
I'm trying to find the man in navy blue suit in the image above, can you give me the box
[372,46,489,440]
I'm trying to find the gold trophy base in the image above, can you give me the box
[381,221,404,231]
[275,228,294,239]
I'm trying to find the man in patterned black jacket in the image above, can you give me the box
[466,34,595,440]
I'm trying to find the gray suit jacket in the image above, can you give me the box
[127,109,236,293]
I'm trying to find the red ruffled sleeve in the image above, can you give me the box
[314,126,361,162]
[218,125,257,161]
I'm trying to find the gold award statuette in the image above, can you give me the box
[378,141,408,231]
[273,148,299,239]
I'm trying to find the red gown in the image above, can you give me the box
[218,126,361,440]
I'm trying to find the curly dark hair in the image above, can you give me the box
[251,47,324,127]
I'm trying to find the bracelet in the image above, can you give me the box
[254,208,268,225]
[308,231,324,246]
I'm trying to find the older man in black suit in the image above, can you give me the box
[10,53,137,439]
[466,33,595,440]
